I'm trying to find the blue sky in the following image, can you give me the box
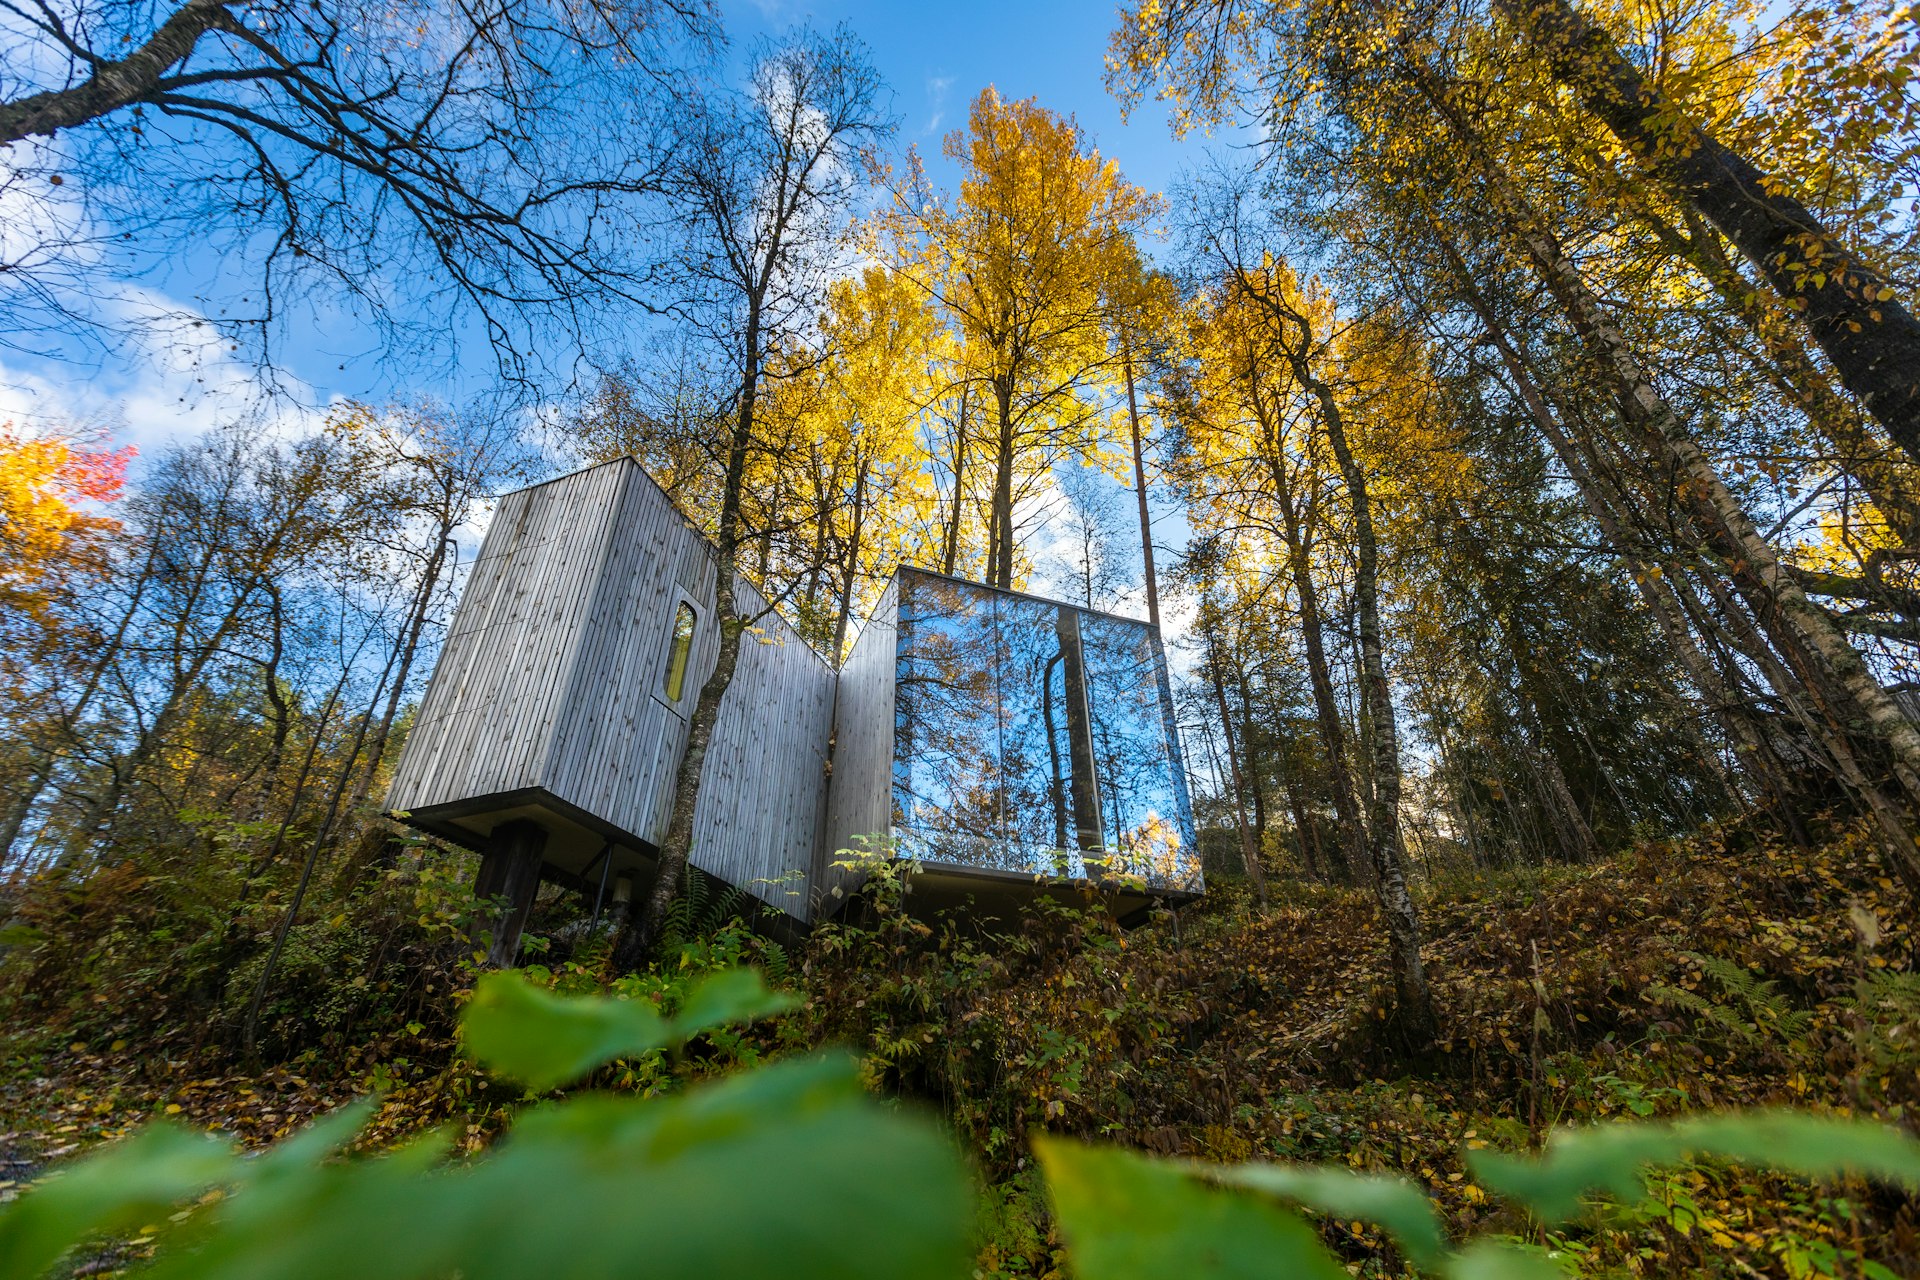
[724,0,1204,200]
[0,1,1232,456]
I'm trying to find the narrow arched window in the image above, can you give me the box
[663,602,697,702]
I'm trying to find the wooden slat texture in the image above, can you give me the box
[817,576,898,914]
[542,463,700,845]
[388,459,838,922]
[689,573,837,924]
[388,467,619,812]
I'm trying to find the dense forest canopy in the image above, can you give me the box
[3,0,1920,1275]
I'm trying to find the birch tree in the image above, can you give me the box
[609,26,891,967]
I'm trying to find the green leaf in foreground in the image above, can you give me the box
[669,966,800,1040]
[0,1124,238,1280]
[1037,1138,1348,1280]
[460,970,671,1090]
[461,968,797,1091]
[1444,1240,1572,1280]
[1207,1161,1449,1269]
[140,1052,973,1280]
[1471,1111,1920,1223]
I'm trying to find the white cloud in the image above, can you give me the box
[0,285,333,464]
[924,74,955,136]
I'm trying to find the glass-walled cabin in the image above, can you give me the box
[890,570,1200,894]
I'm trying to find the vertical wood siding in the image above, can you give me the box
[690,574,837,923]
[388,459,837,921]
[388,465,623,811]
[817,576,898,913]
[542,463,705,846]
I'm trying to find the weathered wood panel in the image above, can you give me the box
[689,574,837,923]
[388,466,621,813]
[389,458,838,921]
[817,576,898,913]
[542,462,705,846]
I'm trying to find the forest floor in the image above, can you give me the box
[2,816,1916,1277]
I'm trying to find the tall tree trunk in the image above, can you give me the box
[1513,690,1602,864]
[616,299,765,969]
[1207,653,1268,906]
[346,528,453,817]
[1257,420,1370,884]
[1280,769,1325,882]
[249,584,293,825]
[831,461,869,660]
[1495,0,1920,460]
[989,379,1017,588]
[1236,668,1274,850]
[942,387,970,576]
[1660,567,1812,842]
[59,617,237,867]
[241,636,398,1056]
[804,445,829,617]
[1276,324,1434,1041]
[0,538,160,863]
[1124,345,1163,630]
[1686,560,1920,889]
[208,659,356,1025]
[1222,265,1432,1031]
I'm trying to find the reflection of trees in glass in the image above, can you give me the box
[893,575,1001,867]
[891,569,1199,891]
[1001,598,1102,876]
[1081,616,1195,888]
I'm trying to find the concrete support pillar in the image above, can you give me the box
[474,819,547,967]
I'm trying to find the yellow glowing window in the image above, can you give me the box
[663,602,696,702]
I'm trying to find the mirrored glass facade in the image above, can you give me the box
[892,569,1200,893]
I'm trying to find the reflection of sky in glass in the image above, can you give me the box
[891,569,1200,892]
[1081,616,1199,890]
[892,574,1001,868]
[1000,594,1088,877]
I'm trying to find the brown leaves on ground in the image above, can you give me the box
[802,816,1917,1273]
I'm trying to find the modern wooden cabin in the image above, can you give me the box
[387,460,1201,960]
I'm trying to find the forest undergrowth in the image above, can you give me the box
[2,813,1916,1277]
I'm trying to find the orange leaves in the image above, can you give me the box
[0,426,130,555]
[54,442,132,504]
